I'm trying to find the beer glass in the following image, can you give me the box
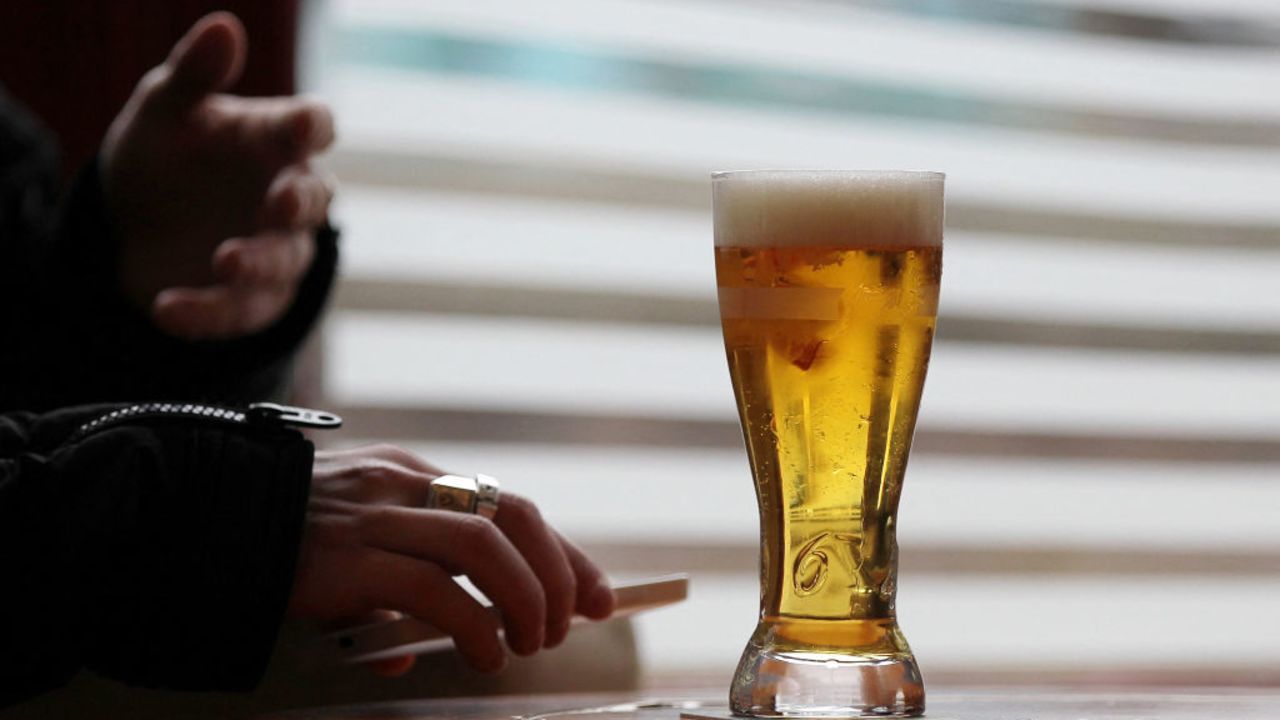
[714,171,943,718]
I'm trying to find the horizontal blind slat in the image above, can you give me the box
[327,313,1280,435]
[329,0,1280,114]
[333,279,1280,355]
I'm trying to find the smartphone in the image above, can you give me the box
[329,573,690,664]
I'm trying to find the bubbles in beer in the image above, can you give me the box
[716,243,939,628]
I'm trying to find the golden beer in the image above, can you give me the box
[715,171,942,718]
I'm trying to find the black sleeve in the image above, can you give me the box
[0,86,338,413]
[0,405,313,708]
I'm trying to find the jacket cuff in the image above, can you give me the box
[57,423,314,691]
[208,429,314,689]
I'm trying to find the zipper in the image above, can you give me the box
[70,402,342,442]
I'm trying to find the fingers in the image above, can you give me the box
[152,282,293,340]
[364,550,507,673]
[493,494,578,648]
[213,232,315,286]
[557,530,617,620]
[362,507,548,656]
[304,448,613,669]
[259,167,336,231]
[283,98,336,158]
[214,95,336,166]
[155,12,248,108]
[331,458,611,634]
[370,653,417,678]
[152,229,311,340]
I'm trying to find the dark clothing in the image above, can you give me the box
[0,85,331,707]
[0,405,314,707]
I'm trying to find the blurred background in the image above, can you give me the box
[308,0,1280,689]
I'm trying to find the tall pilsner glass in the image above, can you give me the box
[715,171,943,718]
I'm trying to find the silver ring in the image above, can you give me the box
[427,473,501,520]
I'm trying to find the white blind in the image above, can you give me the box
[308,0,1280,685]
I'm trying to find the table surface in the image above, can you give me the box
[261,687,1280,720]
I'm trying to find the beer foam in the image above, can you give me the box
[713,170,944,248]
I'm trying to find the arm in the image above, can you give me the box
[0,13,337,412]
[0,407,617,707]
[0,405,313,707]
[0,403,618,710]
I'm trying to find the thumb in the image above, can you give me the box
[158,12,248,107]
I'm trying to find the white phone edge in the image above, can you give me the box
[329,573,690,664]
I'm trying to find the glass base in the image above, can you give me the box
[729,626,925,718]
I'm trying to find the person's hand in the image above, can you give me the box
[100,12,335,340]
[288,445,617,675]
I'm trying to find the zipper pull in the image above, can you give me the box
[249,403,343,430]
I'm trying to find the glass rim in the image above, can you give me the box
[711,169,945,182]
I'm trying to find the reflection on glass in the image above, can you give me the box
[715,171,943,718]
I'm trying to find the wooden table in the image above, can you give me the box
[261,688,1280,719]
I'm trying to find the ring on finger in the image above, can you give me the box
[426,473,501,520]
